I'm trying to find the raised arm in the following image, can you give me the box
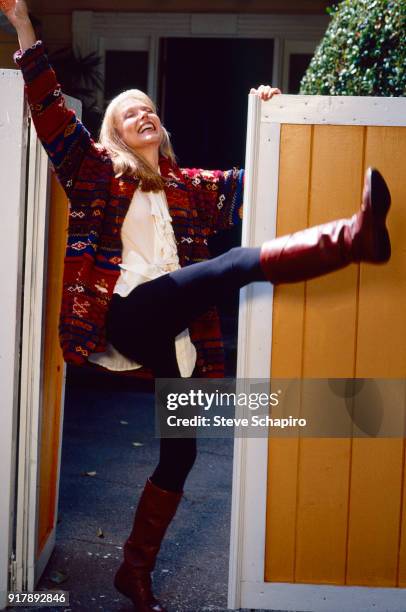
[0,0,35,50]
[1,0,103,197]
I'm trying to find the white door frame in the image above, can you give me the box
[281,39,319,93]
[15,95,81,593]
[0,69,28,611]
[72,11,329,108]
[15,101,52,594]
[229,93,406,612]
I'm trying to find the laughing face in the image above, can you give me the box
[116,98,163,157]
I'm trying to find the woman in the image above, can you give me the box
[2,1,392,610]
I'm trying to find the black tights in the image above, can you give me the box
[106,246,263,492]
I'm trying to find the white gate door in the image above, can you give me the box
[229,93,406,612]
[15,93,54,594]
[0,69,78,606]
[0,68,29,610]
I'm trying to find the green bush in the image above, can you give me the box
[300,0,406,96]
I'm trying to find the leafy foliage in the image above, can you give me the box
[300,0,406,96]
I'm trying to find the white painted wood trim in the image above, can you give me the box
[191,13,238,35]
[73,11,328,110]
[66,95,82,118]
[271,37,283,90]
[0,70,27,611]
[228,93,261,609]
[16,96,78,592]
[73,12,329,40]
[228,96,280,609]
[262,94,406,126]
[240,581,406,612]
[16,118,50,593]
[148,35,159,106]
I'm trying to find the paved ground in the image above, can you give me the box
[13,308,299,612]
[15,363,290,612]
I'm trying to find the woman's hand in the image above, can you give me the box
[0,0,36,51]
[250,85,282,101]
[0,0,29,27]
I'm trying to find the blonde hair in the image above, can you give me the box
[99,89,176,192]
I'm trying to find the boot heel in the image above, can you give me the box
[370,168,391,218]
[368,168,391,262]
[113,563,132,598]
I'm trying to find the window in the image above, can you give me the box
[282,40,318,94]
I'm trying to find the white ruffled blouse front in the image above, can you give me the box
[88,187,197,377]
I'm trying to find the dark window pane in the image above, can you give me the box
[288,53,313,94]
[104,50,149,103]
[158,38,275,374]
[159,38,274,170]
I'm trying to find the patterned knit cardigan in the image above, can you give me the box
[15,42,245,379]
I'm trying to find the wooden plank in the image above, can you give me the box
[37,175,67,556]
[294,126,364,584]
[346,126,406,587]
[346,439,403,586]
[357,127,406,376]
[265,124,311,582]
[265,438,300,582]
[270,124,311,378]
[302,125,364,379]
[399,432,406,587]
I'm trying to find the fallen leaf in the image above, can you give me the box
[97,528,104,538]
[49,570,68,585]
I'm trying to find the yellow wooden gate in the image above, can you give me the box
[229,94,406,611]
[266,123,406,587]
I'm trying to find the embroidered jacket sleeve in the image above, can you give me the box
[14,41,100,196]
[180,167,244,236]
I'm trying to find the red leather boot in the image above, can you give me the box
[114,478,182,612]
[260,167,391,284]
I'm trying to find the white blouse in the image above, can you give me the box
[88,187,197,377]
